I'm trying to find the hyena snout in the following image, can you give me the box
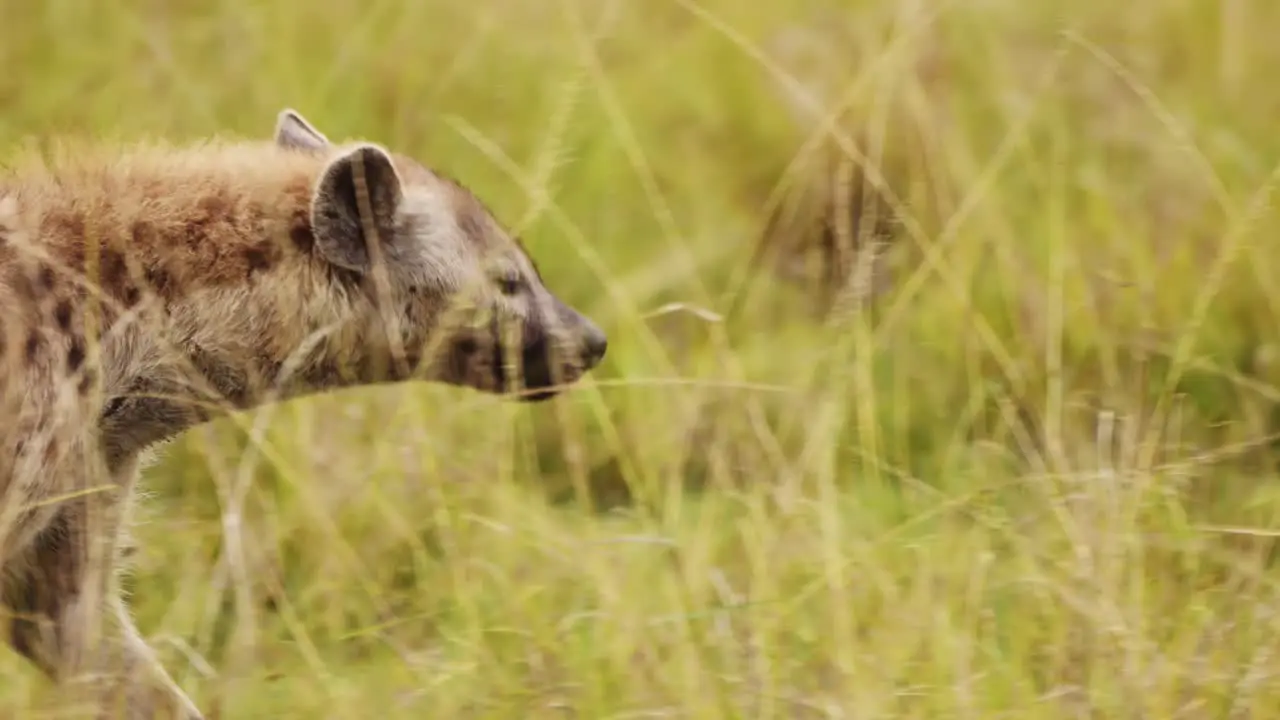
[554,298,608,372]
[579,315,609,369]
[502,298,607,402]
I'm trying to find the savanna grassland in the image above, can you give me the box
[6,0,1280,717]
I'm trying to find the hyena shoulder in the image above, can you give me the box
[0,139,327,402]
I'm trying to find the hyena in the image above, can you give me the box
[0,109,608,717]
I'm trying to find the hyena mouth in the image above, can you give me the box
[491,330,565,403]
[452,309,606,401]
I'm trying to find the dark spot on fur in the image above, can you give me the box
[131,221,155,246]
[24,331,39,361]
[185,194,233,248]
[144,265,174,297]
[37,265,55,290]
[123,286,141,307]
[78,371,95,395]
[66,338,85,371]
[100,249,128,294]
[289,212,315,253]
[53,300,73,331]
[185,219,215,248]
[243,245,275,277]
[65,244,86,271]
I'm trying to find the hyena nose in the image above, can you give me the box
[582,321,608,367]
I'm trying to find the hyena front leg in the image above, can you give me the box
[5,507,100,680]
[6,486,203,719]
[4,510,80,681]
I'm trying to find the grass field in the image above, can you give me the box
[6,0,1280,717]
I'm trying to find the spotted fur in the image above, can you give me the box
[0,109,607,718]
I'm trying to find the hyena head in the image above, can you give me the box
[275,109,607,401]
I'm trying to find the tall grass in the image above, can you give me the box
[6,0,1280,716]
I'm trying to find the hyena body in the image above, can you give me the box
[0,110,607,717]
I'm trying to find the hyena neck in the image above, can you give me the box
[87,161,365,467]
[98,266,362,468]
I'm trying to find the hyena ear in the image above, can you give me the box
[275,108,330,152]
[310,143,404,272]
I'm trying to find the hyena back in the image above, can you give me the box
[0,109,608,718]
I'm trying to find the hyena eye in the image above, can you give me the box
[497,272,522,297]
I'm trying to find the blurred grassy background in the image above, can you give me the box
[6,0,1280,717]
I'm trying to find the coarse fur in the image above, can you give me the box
[0,109,608,718]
